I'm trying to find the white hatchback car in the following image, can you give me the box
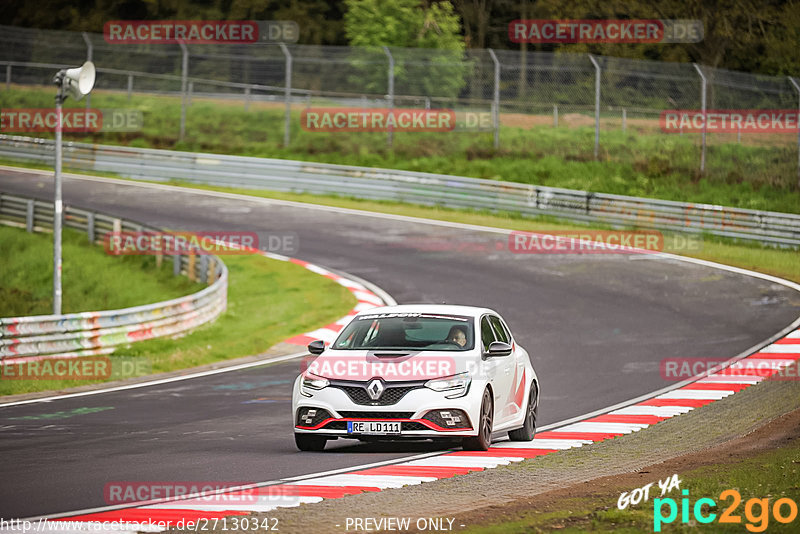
[292,304,539,451]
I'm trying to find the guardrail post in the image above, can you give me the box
[588,54,601,160]
[279,43,292,148]
[127,74,133,101]
[244,85,250,111]
[187,253,196,281]
[693,63,707,173]
[199,255,209,284]
[383,46,394,148]
[173,254,181,276]
[487,49,501,150]
[553,105,558,128]
[26,199,34,233]
[789,76,800,188]
[82,32,93,112]
[87,212,95,243]
[178,41,189,142]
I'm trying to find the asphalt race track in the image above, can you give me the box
[1,167,798,518]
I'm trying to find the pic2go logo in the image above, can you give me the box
[654,489,798,532]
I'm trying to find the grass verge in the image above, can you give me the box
[0,224,202,316]
[2,85,798,213]
[460,433,800,533]
[0,226,356,396]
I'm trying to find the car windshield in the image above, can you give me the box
[331,312,475,351]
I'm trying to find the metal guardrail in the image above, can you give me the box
[0,191,228,360]
[1,134,799,247]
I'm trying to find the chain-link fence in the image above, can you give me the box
[1,24,798,190]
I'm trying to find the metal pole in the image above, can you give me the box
[82,32,93,111]
[53,94,64,315]
[588,54,601,160]
[6,64,10,90]
[622,109,627,133]
[279,43,292,148]
[187,81,193,106]
[487,49,500,149]
[244,85,250,111]
[127,74,133,101]
[383,46,394,148]
[179,41,188,142]
[693,63,707,173]
[553,104,558,128]
[789,76,800,188]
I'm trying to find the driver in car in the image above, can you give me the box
[448,326,468,348]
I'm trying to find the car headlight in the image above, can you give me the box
[300,373,329,396]
[425,372,471,398]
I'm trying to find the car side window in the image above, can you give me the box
[489,316,510,344]
[480,316,496,352]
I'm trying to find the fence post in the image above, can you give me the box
[622,109,627,133]
[693,63,707,173]
[553,104,558,128]
[5,64,10,89]
[244,85,250,111]
[382,46,395,148]
[487,49,500,149]
[587,54,601,160]
[87,212,95,243]
[127,74,133,101]
[26,199,34,233]
[173,254,181,276]
[789,76,800,188]
[279,43,292,148]
[178,41,189,142]
[82,32,93,111]
[187,81,193,106]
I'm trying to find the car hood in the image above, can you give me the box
[304,349,477,382]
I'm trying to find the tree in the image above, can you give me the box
[343,0,468,99]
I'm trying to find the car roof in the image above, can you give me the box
[354,304,499,319]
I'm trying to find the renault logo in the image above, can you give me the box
[366,379,384,400]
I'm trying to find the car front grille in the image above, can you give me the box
[337,411,414,419]
[330,380,426,406]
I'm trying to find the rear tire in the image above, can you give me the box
[462,389,493,451]
[295,433,327,451]
[508,382,538,441]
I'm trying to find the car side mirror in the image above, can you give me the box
[484,341,513,358]
[307,340,325,355]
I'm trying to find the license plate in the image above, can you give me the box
[347,421,401,435]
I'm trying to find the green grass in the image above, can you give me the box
[0,225,356,396]
[459,438,800,533]
[0,225,202,316]
[2,85,799,214]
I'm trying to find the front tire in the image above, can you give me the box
[295,433,327,451]
[508,382,538,441]
[462,389,493,451]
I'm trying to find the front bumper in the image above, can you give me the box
[292,377,481,438]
